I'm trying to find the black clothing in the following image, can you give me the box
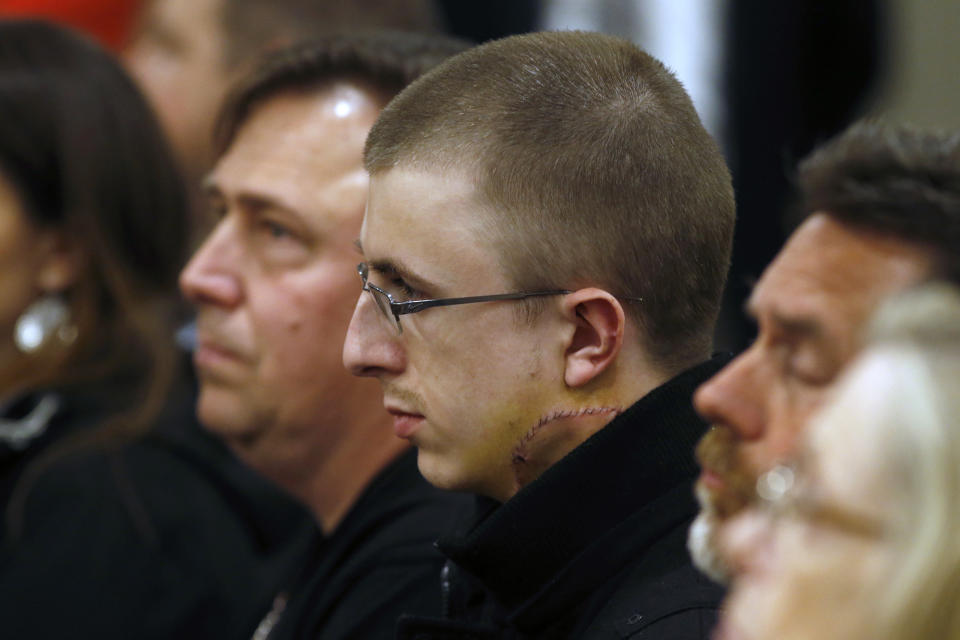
[398,355,729,640]
[0,381,314,639]
[266,449,469,640]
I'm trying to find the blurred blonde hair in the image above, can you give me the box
[857,282,960,640]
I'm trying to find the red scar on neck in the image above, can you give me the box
[511,406,622,491]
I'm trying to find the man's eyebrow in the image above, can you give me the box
[235,191,302,217]
[368,258,404,277]
[354,239,363,254]
[202,178,302,219]
[771,312,825,339]
[745,295,825,339]
[759,307,826,340]
[367,257,440,293]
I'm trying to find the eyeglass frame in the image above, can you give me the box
[756,463,886,539]
[357,262,643,334]
[358,262,572,333]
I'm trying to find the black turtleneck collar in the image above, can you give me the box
[436,353,729,626]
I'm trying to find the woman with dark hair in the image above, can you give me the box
[0,20,309,638]
[0,18,188,444]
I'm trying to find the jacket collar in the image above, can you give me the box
[437,354,729,622]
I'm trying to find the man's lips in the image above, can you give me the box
[697,462,759,520]
[194,338,247,369]
[699,467,726,492]
[385,407,424,439]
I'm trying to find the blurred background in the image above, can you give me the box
[2,0,957,351]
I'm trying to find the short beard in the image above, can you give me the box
[688,426,758,584]
[688,484,732,584]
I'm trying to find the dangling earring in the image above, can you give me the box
[13,296,78,354]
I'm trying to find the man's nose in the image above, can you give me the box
[693,347,767,441]
[179,219,243,309]
[343,291,407,378]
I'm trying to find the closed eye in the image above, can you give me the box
[367,262,422,300]
[258,218,295,240]
[391,277,419,299]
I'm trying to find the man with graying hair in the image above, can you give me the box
[180,32,469,639]
[690,121,960,586]
[344,31,736,638]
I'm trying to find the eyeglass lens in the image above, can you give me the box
[358,263,400,332]
[370,288,399,331]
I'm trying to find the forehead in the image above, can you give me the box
[210,85,381,225]
[362,167,509,291]
[750,214,932,339]
[140,0,223,45]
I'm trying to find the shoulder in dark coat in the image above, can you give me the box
[0,382,314,640]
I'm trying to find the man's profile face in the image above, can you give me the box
[124,0,232,183]
[343,167,562,502]
[689,213,930,578]
[180,84,384,464]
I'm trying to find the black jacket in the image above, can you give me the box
[0,380,314,639]
[264,449,470,640]
[398,355,729,640]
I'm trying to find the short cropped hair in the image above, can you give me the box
[365,31,735,370]
[797,120,960,282]
[215,31,470,156]
[219,0,444,69]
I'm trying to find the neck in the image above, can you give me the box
[510,405,624,493]
[231,411,407,534]
[497,353,671,501]
[303,429,408,533]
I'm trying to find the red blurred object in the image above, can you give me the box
[0,0,141,52]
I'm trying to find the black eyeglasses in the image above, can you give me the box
[357,262,571,334]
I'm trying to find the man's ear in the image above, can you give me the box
[561,288,625,388]
[35,230,82,293]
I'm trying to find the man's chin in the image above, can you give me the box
[196,391,267,447]
[688,488,733,584]
[414,448,459,491]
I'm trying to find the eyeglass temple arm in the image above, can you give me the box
[393,290,571,315]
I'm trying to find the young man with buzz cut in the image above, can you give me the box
[344,31,736,639]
